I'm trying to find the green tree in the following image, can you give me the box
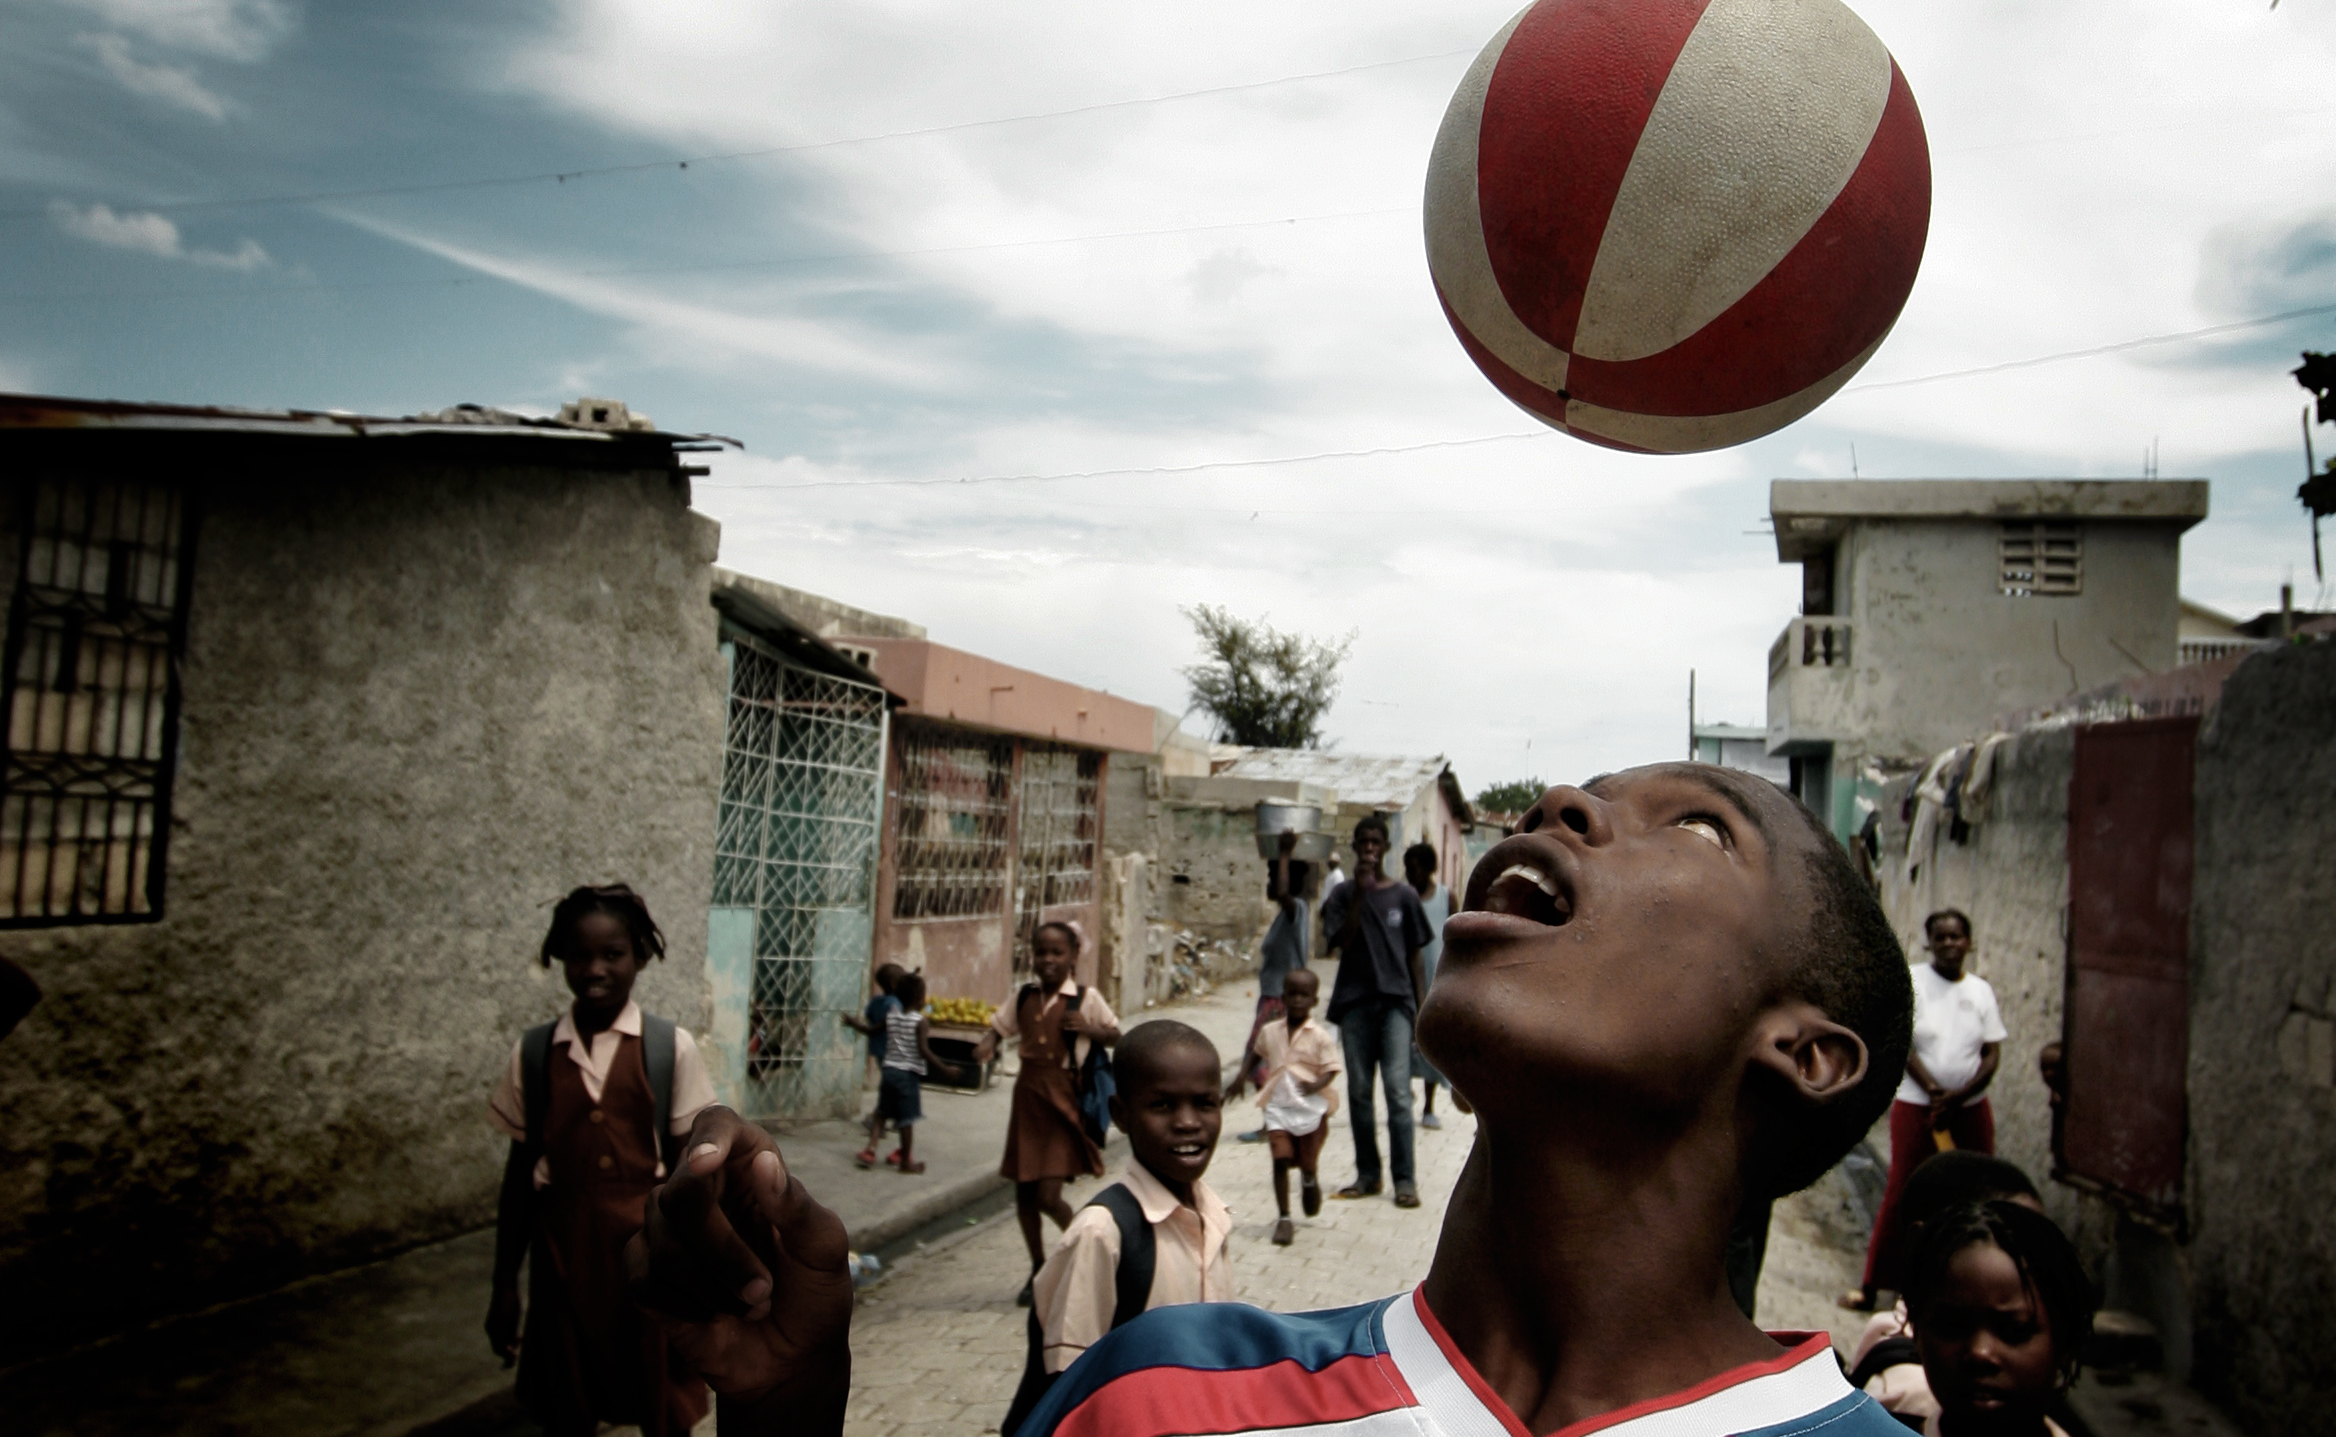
[1181,605,1352,749]
[1474,778,1546,814]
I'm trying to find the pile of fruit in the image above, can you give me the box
[926,996,995,1027]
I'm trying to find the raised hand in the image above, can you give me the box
[626,1106,854,1434]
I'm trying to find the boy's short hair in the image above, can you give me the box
[1114,1020,1221,1095]
[874,962,905,991]
[1352,813,1389,847]
[1755,795,1914,1198]
[1924,908,1973,940]
[1402,841,1437,873]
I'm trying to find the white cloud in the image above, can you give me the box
[76,31,229,118]
[48,200,272,269]
[61,0,294,61]
[330,210,954,388]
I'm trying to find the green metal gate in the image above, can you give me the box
[713,628,888,1119]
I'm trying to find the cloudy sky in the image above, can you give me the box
[3,0,2332,792]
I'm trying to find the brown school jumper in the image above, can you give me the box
[518,1032,709,1436]
[999,985,1105,1182]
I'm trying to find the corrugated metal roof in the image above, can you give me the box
[0,392,738,447]
[1215,749,1450,809]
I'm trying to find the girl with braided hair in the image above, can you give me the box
[483,883,718,1437]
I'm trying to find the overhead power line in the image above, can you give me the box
[1844,301,2336,391]
[0,206,1410,305]
[0,48,1474,222]
[694,433,1551,492]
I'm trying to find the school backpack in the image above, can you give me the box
[519,1011,681,1172]
[999,1183,1155,1437]
[1065,987,1117,1147]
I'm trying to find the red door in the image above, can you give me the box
[2059,717,2195,1219]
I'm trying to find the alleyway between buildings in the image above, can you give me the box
[3,969,2248,1437]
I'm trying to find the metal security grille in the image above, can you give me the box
[714,632,887,1114]
[0,477,194,924]
[2000,522,2082,596]
[1014,747,1101,967]
[891,723,1013,920]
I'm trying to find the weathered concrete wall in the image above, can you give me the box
[1875,726,2073,1204]
[0,444,726,1353]
[1837,519,2183,761]
[2186,642,2336,1436]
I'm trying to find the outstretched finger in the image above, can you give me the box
[636,1110,779,1319]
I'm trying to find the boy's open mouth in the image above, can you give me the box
[1168,1141,1208,1159]
[1483,860,1573,926]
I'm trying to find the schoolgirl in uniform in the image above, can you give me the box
[485,884,718,1437]
[976,921,1121,1302]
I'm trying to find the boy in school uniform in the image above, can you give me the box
[628,763,1916,1437]
[1000,1020,1233,1436]
[1225,967,1341,1245]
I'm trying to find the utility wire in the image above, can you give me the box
[1844,301,2336,391]
[0,206,1410,305]
[0,49,1474,222]
[694,433,1551,492]
[705,300,2336,496]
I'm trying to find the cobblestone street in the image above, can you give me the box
[842,1084,1477,1437]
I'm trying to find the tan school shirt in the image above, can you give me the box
[486,999,718,1187]
[989,975,1121,1069]
[1252,1014,1343,1117]
[1033,1159,1236,1374]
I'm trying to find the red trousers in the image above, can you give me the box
[1860,1097,1996,1291]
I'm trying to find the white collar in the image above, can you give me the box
[552,999,643,1046]
[1384,1288,1852,1437]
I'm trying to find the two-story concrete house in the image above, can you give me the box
[1764,479,2209,838]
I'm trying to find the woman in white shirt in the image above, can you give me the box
[1841,909,2007,1312]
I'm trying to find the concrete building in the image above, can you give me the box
[1764,478,2208,837]
[1690,721,1789,786]
[836,635,1156,1012]
[0,395,743,1357]
[1867,640,2336,1437]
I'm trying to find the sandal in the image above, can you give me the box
[1300,1175,1322,1218]
[1333,1180,1382,1200]
[885,1149,904,1167]
[854,1148,878,1169]
[1837,1289,1878,1312]
[1272,1217,1296,1246]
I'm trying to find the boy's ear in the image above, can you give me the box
[1749,1000,1868,1104]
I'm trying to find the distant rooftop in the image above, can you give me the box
[1214,750,1453,811]
[0,391,735,448]
[1769,479,2209,561]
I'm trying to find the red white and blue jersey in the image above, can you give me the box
[1016,1287,1901,1437]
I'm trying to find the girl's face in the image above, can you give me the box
[1917,1241,2059,1430]
[563,911,643,1020]
[1032,928,1075,987]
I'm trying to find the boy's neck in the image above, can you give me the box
[1284,1011,1307,1031]
[1421,1115,1780,1434]
[1134,1155,1197,1208]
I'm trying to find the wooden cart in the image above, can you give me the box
[925,1021,998,1094]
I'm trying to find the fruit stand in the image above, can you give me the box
[925,996,998,1094]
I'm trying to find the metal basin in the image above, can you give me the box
[1254,800,1333,862]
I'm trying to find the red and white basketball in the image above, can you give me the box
[1425,0,1930,454]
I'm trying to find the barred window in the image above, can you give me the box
[891,723,1013,920]
[0,476,193,924]
[2000,522,2081,596]
[1017,746,1100,914]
